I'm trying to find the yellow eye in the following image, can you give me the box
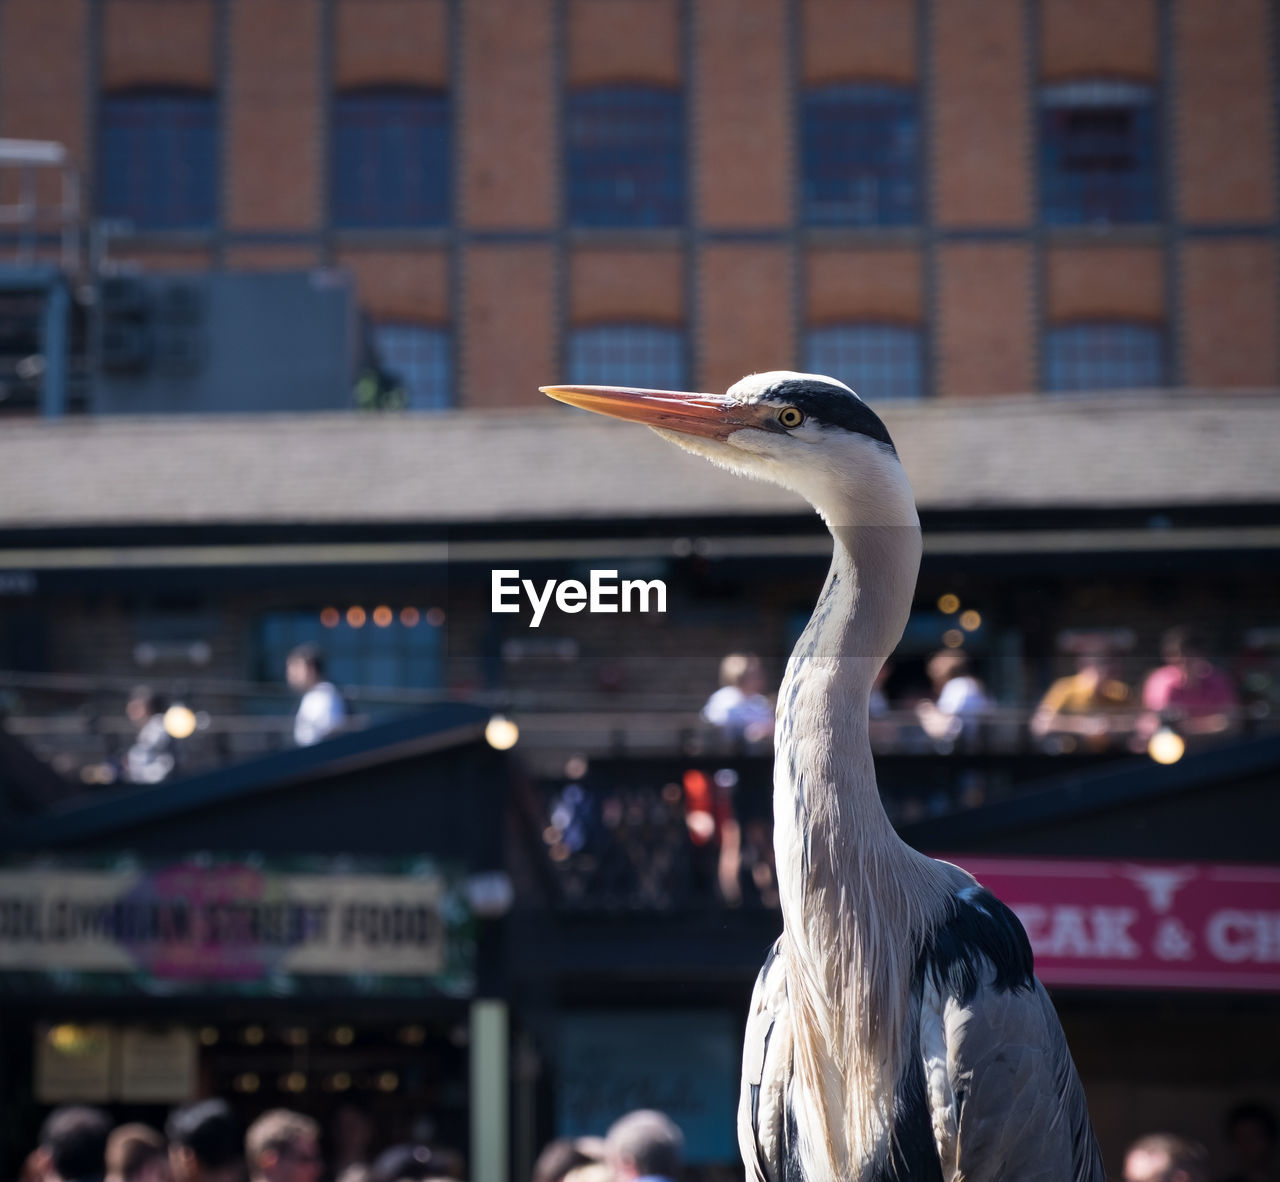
[778,406,805,429]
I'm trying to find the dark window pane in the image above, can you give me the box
[1045,323,1164,392]
[257,608,442,691]
[568,324,685,389]
[374,323,452,409]
[568,87,684,226]
[99,90,217,229]
[802,84,919,226]
[333,89,450,227]
[1040,80,1158,224]
[804,324,924,400]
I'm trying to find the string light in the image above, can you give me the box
[346,606,366,628]
[959,610,982,632]
[937,593,961,614]
[373,605,393,628]
[320,607,340,628]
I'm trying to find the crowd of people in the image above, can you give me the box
[20,1103,689,1182]
[700,626,1254,758]
[19,1097,1279,1182]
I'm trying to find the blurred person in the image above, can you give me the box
[286,643,347,746]
[329,1105,375,1178]
[106,1125,171,1182]
[1220,1102,1279,1182]
[531,1136,606,1182]
[1123,1133,1208,1182]
[915,649,992,750]
[123,685,178,784]
[244,1111,322,1182]
[166,1099,241,1182]
[1138,627,1239,744]
[604,1110,683,1182]
[702,653,774,746]
[1030,650,1135,751]
[20,1148,51,1182]
[37,1107,112,1182]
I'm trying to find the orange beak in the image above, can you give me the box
[540,384,775,441]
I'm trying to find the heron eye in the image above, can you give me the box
[777,406,805,429]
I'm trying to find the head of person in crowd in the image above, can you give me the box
[166,1100,242,1182]
[1122,1133,1208,1182]
[38,1107,113,1182]
[604,1111,684,1182]
[286,644,326,694]
[926,649,969,693]
[719,653,765,696]
[530,1138,604,1182]
[245,1111,322,1182]
[126,686,167,729]
[1223,1102,1278,1180]
[106,1125,171,1182]
[368,1143,455,1182]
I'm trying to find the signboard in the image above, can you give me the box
[0,858,473,997]
[35,1023,113,1103]
[118,1026,199,1102]
[948,856,1280,992]
[557,1011,738,1164]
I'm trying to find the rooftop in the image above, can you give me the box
[1,391,1278,531]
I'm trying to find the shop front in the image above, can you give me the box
[0,707,515,1182]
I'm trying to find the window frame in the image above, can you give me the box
[332,86,452,229]
[802,322,926,402]
[98,87,218,231]
[372,321,453,410]
[567,322,688,391]
[566,84,685,228]
[1039,78,1160,226]
[1043,320,1166,393]
[800,82,921,227]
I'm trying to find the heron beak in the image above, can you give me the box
[540,384,773,440]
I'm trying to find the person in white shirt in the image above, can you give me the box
[286,644,346,746]
[702,652,775,745]
[916,648,991,749]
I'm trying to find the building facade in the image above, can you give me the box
[2,0,1277,411]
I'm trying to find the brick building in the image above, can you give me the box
[2,0,1277,408]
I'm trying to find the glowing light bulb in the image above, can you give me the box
[163,704,198,739]
[485,715,519,750]
[1148,727,1185,765]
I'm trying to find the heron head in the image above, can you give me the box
[542,370,915,527]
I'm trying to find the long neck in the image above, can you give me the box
[773,522,922,913]
[772,519,960,1176]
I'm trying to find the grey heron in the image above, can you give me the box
[542,372,1106,1182]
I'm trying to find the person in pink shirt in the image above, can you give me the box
[1139,626,1239,741]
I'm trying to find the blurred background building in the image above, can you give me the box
[1,1,1279,1180]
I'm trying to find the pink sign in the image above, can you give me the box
[943,855,1280,992]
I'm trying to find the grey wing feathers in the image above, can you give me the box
[738,938,792,1182]
[940,973,1106,1182]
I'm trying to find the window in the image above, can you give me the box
[1045,323,1164,392]
[1040,80,1158,224]
[802,84,919,226]
[804,324,924,400]
[99,90,216,229]
[568,324,685,389]
[333,88,450,227]
[258,606,444,693]
[568,86,684,226]
[374,323,452,409]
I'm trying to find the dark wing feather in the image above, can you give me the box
[936,973,1106,1182]
[738,938,794,1182]
[918,889,1106,1182]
